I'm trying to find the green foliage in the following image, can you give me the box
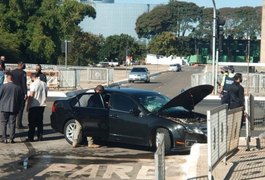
[135,1,201,39]
[167,1,201,37]
[98,34,144,64]
[135,5,170,39]
[148,32,194,57]
[219,6,261,39]
[69,31,104,66]
[148,32,176,56]
[0,0,96,64]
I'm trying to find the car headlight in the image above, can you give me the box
[185,125,204,134]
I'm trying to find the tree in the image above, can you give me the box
[0,0,96,64]
[135,1,201,39]
[167,0,202,37]
[148,32,177,56]
[98,34,144,64]
[192,8,213,39]
[69,31,104,66]
[135,5,170,39]
[219,6,261,39]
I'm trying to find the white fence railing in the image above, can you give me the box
[207,105,243,180]
[191,72,265,96]
[5,63,114,89]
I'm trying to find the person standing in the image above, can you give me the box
[26,73,47,141]
[0,61,5,86]
[35,64,47,83]
[228,73,245,110]
[0,71,23,143]
[72,85,105,148]
[12,61,28,129]
[220,66,235,104]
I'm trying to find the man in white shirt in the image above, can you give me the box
[26,73,47,141]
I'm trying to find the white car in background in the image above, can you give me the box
[168,64,181,72]
[128,67,150,83]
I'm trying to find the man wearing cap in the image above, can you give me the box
[220,66,235,104]
[12,61,28,129]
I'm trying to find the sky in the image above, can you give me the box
[115,0,262,8]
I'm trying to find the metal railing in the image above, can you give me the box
[154,133,165,180]
[5,63,114,89]
[207,105,243,180]
[191,72,265,96]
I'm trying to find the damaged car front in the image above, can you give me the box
[139,85,213,152]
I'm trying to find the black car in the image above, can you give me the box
[51,85,213,153]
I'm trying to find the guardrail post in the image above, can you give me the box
[155,133,165,180]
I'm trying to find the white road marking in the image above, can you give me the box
[68,165,99,178]
[102,165,133,179]
[35,163,77,177]
[136,166,155,179]
[34,162,185,179]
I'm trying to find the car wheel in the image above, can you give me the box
[64,119,83,145]
[155,128,171,154]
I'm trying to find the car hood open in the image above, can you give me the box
[158,85,213,112]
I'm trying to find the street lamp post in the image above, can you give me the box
[212,0,217,92]
[64,40,71,68]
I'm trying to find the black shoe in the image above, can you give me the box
[10,139,15,144]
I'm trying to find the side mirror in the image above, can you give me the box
[129,108,141,116]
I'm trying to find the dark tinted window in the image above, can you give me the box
[110,94,136,112]
[131,68,147,72]
[73,93,105,108]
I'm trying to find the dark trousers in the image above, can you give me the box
[0,112,17,140]
[16,99,25,128]
[28,107,45,140]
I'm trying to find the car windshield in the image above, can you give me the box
[135,93,170,113]
[131,68,146,72]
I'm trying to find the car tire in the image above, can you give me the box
[155,128,171,155]
[64,119,83,145]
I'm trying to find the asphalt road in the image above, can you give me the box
[0,66,220,180]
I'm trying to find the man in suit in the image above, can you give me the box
[0,71,23,143]
[73,85,105,148]
[12,61,28,129]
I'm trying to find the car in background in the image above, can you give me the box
[50,85,213,154]
[128,67,150,83]
[168,63,181,72]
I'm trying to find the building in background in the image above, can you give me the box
[78,0,164,39]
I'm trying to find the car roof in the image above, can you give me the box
[105,87,159,96]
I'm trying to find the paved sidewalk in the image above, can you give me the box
[188,137,265,180]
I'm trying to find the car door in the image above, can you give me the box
[72,93,109,138]
[108,93,149,145]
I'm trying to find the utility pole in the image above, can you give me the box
[64,40,71,68]
[211,0,217,92]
